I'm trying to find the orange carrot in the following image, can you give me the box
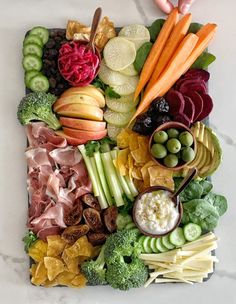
[146,13,192,92]
[134,7,179,100]
[131,33,199,121]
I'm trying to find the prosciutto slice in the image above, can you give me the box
[26,122,92,240]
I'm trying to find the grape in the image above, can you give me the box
[182,147,195,162]
[179,131,194,147]
[163,154,179,167]
[151,144,167,159]
[166,138,181,154]
[167,128,179,138]
[153,130,168,144]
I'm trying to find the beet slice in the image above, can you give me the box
[183,96,195,123]
[196,93,213,121]
[174,113,191,127]
[179,79,207,95]
[185,69,210,82]
[166,90,185,116]
[184,90,204,122]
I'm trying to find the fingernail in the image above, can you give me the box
[180,4,190,14]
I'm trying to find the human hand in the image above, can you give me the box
[154,0,195,14]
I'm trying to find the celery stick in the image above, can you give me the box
[110,150,134,201]
[125,176,139,197]
[94,151,113,206]
[101,152,124,207]
[78,145,99,197]
[90,157,108,209]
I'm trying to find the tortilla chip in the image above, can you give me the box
[117,148,129,176]
[28,240,48,262]
[56,271,77,287]
[44,257,65,281]
[31,261,47,286]
[131,166,142,180]
[129,133,139,151]
[131,147,149,164]
[62,250,80,274]
[141,160,156,183]
[64,236,93,259]
[117,129,132,148]
[148,166,174,190]
[47,235,66,257]
[71,274,88,288]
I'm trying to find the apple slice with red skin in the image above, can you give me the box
[60,117,106,132]
[53,95,100,112]
[55,130,88,146]
[63,127,107,141]
[56,103,104,121]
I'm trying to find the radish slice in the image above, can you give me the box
[112,76,139,96]
[98,59,128,86]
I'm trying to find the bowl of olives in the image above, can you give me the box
[149,122,196,170]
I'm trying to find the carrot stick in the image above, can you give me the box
[134,7,179,100]
[146,13,192,92]
[130,33,199,122]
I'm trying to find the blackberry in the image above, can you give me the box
[133,113,154,135]
[148,97,169,115]
[154,114,171,127]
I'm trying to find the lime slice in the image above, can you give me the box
[113,76,139,96]
[104,109,135,127]
[103,37,136,71]
[119,64,138,76]
[119,24,150,41]
[106,94,139,113]
[98,59,128,86]
[107,124,123,140]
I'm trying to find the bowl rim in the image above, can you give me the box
[149,121,197,171]
[132,185,183,238]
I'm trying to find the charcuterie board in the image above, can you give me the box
[19,8,227,290]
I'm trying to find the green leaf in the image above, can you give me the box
[105,87,121,99]
[134,42,153,73]
[188,22,203,34]
[204,192,228,216]
[92,77,106,91]
[118,194,133,215]
[199,179,213,196]
[191,52,216,70]
[149,19,165,42]
[22,231,38,253]
[85,140,101,157]
[174,178,203,202]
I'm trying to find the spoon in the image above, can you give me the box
[170,167,197,200]
[87,7,102,53]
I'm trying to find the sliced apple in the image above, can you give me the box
[60,117,106,132]
[55,130,87,146]
[53,94,101,112]
[63,127,107,141]
[61,85,105,108]
[56,104,104,121]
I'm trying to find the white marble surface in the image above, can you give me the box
[0,0,236,303]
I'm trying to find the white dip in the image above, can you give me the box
[135,190,179,235]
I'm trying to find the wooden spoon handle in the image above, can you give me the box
[171,167,197,199]
[88,7,102,48]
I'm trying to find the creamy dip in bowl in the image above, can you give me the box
[133,186,183,237]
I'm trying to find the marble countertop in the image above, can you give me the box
[0,0,235,303]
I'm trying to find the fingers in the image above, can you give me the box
[178,0,195,14]
[154,0,174,14]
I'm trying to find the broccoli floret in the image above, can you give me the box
[81,246,107,286]
[116,214,132,230]
[17,92,61,130]
[106,257,148,290]
[104,230,148,290]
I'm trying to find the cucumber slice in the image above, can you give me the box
[113,76,139,96]
[29,26,49,44]
[98,60,128,86]
[107,124,123,140]
[161,235,175,250]
[125,222,136,230]
[119,64,138,76]
[119,24,150,41]
[23,43,43,57]
[138,235,146,253]
[150,238,159,253]
[25,70,41,88]
[183,223,202,242]
[106,94,139,113]
[104,109,135,127]
[142,236,153,253]
[103,37,136,71]
[22,54,42,71]
[155,238,169,253]
[23,34,43,47]
[169,227,186,247]
[29,75,49,92]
